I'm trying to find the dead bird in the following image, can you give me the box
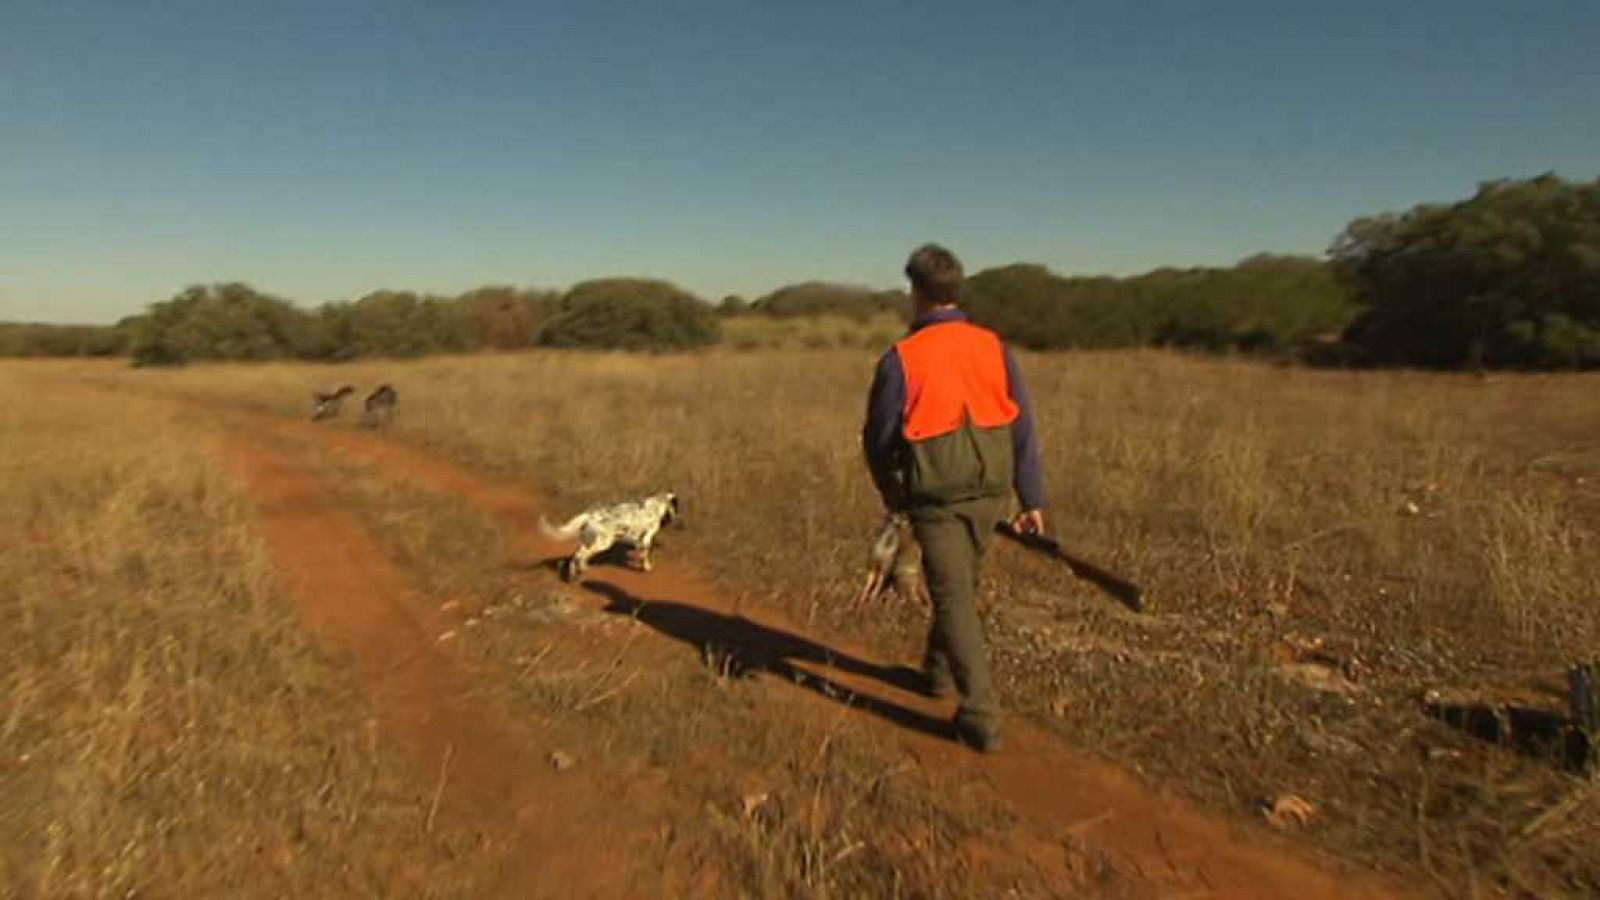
[853,513,926,609]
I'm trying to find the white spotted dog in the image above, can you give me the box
[539,492,680,583]
[311,385,355,422]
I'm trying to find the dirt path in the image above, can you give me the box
[215,436,687,898]
[199,401,1414,899]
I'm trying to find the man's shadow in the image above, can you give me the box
[574,578,957,742]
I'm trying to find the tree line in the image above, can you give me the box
[960,253,1354,355]
[4,174,1595,368]
[69,280,717,365]
[0,322,125,358]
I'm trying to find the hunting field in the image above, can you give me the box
[4,348,1597,898]
[0,369,492,896]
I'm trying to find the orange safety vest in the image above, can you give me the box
[896,321,1019,442]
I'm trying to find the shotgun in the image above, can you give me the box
[993,521,1146,613]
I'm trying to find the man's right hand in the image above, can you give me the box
[1011,509,1045,536]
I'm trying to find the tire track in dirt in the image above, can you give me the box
[214,436,685,899]
[220,407,1415,899]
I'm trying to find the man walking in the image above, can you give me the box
[863,243,1046,753]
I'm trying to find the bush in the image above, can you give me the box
[125,283,325,366]
[333,291,480,358]
[455,286,559,350]
[539,279,720,350]
[749,282,908,322]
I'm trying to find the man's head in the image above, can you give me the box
[904,243,963,312]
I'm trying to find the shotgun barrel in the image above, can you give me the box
[993,521,1146,613]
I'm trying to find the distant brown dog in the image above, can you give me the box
[363,384,397,427]
[311,385,355,422]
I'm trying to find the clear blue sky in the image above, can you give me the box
[3,1,1597,323]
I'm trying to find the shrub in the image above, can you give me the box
[336,291,480,358]
[539,279,720,350]
[455,286,559,350]
[125,283,325,366]
[750,282,907,322]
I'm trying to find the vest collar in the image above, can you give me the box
[908,306,969,334]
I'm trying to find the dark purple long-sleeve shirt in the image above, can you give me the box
[862,308,1046,511]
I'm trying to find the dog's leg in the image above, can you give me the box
[572,531,617,581]
[565,540,591,583]
[568,544,594,581]
[635,524,661,572]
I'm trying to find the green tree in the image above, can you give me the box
[963,257,1353,353]
[125,283,323,365]
[539,279,720,350]
[1332,174,1600,368]
[342,290,479,358]
[750,282,907,321]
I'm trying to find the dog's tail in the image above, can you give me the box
[539,514,584,541]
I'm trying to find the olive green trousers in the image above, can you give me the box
[910,494,1008,736]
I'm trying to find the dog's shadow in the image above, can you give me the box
[575,579,956,742]
[519,548,635,576]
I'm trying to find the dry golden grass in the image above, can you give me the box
[86,351,1597,654]
[299,440,1040,898]
[720,312,905,352]
[46,349,1600,893]
[0,368,486,897]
